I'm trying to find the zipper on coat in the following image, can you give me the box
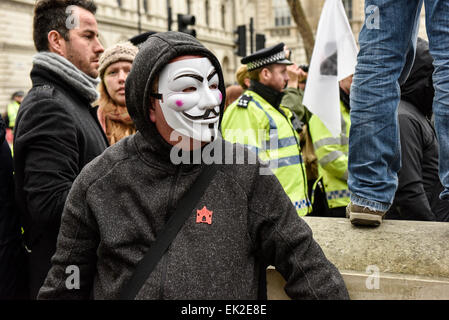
[158,166,182,299]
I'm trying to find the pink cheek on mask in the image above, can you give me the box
[175,100,184,107]
[219,92,223,103]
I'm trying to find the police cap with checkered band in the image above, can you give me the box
[241,42,293,71]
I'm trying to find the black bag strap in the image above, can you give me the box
[119,164,218,300]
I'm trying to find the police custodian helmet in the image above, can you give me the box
[241,42,293,71]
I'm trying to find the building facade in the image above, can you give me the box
[0,0,250,110]
[0,0,427,112]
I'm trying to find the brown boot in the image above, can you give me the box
[346,202,386,227]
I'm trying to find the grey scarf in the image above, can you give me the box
[33,52,100,103]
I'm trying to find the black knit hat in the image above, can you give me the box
[241,42,292,71]
[129,31,157,47]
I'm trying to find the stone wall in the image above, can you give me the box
[267,217,449,300]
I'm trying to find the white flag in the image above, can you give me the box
[303,0,358,137]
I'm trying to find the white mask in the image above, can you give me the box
[157,57,222,142]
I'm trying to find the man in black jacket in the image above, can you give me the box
[13,0,107,299]
[386,38,449,222]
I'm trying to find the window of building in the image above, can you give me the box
[117,0,122,8]
[342,0,353,21]
[272,0,291,27]
[143,0,149,13]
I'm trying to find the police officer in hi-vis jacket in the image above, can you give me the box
[221,43,311,216]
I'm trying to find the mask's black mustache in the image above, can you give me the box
[183,108,219,120]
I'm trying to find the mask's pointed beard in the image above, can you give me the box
[209,123,215,142]
[183,107,220,120]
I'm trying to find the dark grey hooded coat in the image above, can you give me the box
[386,38,449,222]
[38,32,349,300]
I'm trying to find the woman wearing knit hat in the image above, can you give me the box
[97,42,138,145]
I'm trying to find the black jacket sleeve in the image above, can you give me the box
[247,165,349,300]
[394,113,436,220]
[37,173,99,300]
[16,97,80,231]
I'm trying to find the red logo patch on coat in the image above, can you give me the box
[196,206,213,225]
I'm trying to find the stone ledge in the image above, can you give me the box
[267,217,449,300]
[267,268,449,300]
[302,217,449,278]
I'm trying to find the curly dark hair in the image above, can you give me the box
[33,0,97,52]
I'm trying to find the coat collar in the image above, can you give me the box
[132,130,225,175]
[30,65,92,106]
[249,80,284,109]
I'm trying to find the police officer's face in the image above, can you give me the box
[14,96,24,104]
[260,64,289,92]
[339,74,353,95]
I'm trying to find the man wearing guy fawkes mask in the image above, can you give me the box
[38,32,348,300]
[152,54,221,148]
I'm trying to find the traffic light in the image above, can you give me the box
[234,25,246,57]
[178,14,196,37]
[255,34,266,51]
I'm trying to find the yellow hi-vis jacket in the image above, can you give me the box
[221,90,311,216]
[7,100,20,129]
[308,101,351,209]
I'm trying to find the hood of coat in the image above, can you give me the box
[125,32,226,155]
[401,38,434,118]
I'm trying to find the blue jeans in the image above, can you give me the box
[348,0,449,211]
